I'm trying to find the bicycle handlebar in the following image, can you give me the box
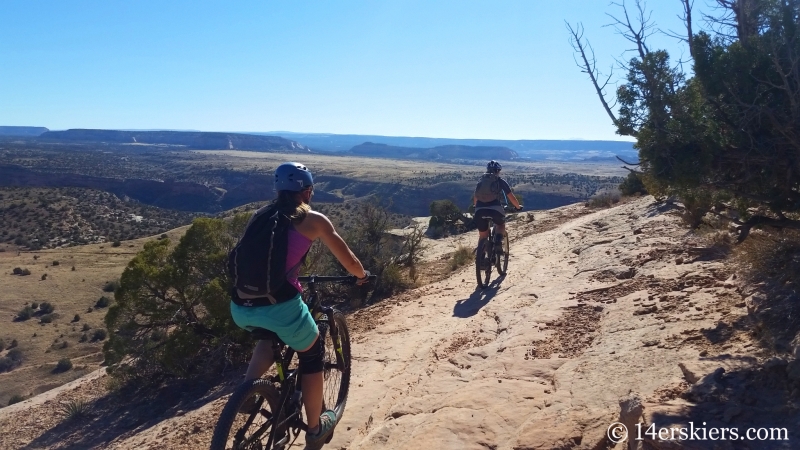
[298,274,378,285]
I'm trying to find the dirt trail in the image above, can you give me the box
[3,196,795,449]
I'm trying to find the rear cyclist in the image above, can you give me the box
[230,162,369,449]
[473,160,522,264]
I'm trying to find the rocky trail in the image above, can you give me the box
[2,196,798,449]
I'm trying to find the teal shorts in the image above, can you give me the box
[230,293,319,351]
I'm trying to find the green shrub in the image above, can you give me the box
[103,217,252,382]
[9,339,17,349]
[79,333,88,343]
[7,348,22,362]
[41,273,47,281]
[102,281,119,293]
[112,241,121,248]
[449,245,474,271]
[0,357,14,372]
[7,394,25,406]
[31,302,39,309]
[39,313,55,324]
[16,306,34,321]
[40,302,54,314]
[54,358,72,373]
[91,329,107,342]
[72,314,80,322]
[375,263,411,298]
[95,296,111,308]
[52,260,60,266]
[20,268,31,276]
[619,172,648,196]
[12,267,22,275]
[586,192,621,209]
[82,323,91,331]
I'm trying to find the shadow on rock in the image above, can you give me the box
[23,372,240,450]
[453,277,504,318]
[645,357,799,449]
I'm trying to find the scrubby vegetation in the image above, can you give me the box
[54,358,73,373]
[571,0,800,241]
[0,187,202,250]
[103,200,426,382]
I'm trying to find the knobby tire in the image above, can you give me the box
[476,239,491,288]
[496,233,509,276]
[210,378,282,450]
[319,310,351,421]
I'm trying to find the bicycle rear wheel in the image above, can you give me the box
[496,233,509,276]
[210,378,283,450]
[318,310,351,421]
[475,239,491,289]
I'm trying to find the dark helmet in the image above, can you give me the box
[487,160,502,173]
[274,162,313,192]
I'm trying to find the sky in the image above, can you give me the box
[0,1,705,141]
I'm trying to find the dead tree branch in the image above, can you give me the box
[566,21,622,131]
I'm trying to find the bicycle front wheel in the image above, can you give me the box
[475,239,491,289]
[319,310,351,420]
[210,378,283,450]
[496,233,509,276]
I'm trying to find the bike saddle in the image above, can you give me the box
[248,327,285,346]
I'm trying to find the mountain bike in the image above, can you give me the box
[475,207,518,289]
[210,274,374,450]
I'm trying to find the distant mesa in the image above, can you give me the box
[0,126,49,137]
[349,142,519,161]
[38,129,309,152]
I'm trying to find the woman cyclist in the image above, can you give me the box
[230,162,369,449]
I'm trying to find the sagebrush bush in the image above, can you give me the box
[39,313,55,324]
[16,306,34,321]
[52,260,59,266]
[95,296,110,308]
[102,281,119,293]
[112,241,121,247]
[586,192,621,208]
[7,394,25,406]
[40,302,54,314]
[91,329,107,342]
[449,245,474,271]
[82,323,91,331]
[54,358,72,372]
[31,302,39,309]
[72,314,80,322]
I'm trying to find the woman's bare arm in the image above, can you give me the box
[301,211,367,278]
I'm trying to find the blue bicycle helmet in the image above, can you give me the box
[274,162,314,192]
[487,160,502,173]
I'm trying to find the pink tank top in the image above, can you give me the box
[286,227,313,293]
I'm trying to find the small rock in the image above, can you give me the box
[633,305,658,315]
[642,339,660,347]
[675,257,684,265]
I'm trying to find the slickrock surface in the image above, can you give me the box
[2,196,797,449]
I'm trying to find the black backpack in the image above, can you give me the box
[228,204,295,306]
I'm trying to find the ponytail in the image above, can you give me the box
[273,190,310,222]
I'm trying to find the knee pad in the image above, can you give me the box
[297,336,324,374]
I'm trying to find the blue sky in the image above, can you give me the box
[1,1,701,140]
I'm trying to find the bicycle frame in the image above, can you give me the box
[248,276,354,449]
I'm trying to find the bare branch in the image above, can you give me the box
[566,21,621,129]
[616,155,640,165]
